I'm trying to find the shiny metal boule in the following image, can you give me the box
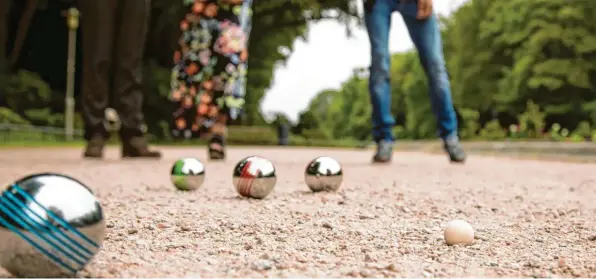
[305,156,343,192]
[232,156,277,199]
[171,158,206,191]
[0,173,105,277]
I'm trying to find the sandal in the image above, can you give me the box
[208,134,226,160]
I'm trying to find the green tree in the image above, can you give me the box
[517,100,546,138]
[444,0,596,128]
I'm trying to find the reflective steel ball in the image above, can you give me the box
[0,173,105,277]
[232,156,277,199]
[171,158,206,191]
[305,156,343,192]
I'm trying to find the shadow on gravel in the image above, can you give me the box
[292,190,316,196]
[221,196,247,201]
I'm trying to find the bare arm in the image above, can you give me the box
[417,0,433,19]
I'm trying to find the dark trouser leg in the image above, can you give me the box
[113,0,160,158]
[78,0,115,140]
[0,0,11,65]
[112,0,150,139]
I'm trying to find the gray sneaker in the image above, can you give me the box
[443,136,467,163]
[372,140,393,163]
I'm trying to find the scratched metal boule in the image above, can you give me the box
[170,158,206,191]
[304,156,343,192]
[0,173,105,277]
[232,156,276,199]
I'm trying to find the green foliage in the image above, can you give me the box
[302,129,328,140]
[447,0,596,121]
[2,70,52,112]
[572,121,591,139]
[287,136,361,148]
[508,124,519,138]
[549,123,564,141]
[480,119,506,140]
[392,125,406,139]
[0,70,69,126]
[582,101,596,125]
[569,133,584,142]
[459,108,480,139]
[227,126,277,145]
[24,108,61,126]
[517,100,546,138]
[560,128,569,138]
[297,75,371,141]
[272,113,291,126]
[0,107,30,124]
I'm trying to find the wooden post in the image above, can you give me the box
[64,7,79,140]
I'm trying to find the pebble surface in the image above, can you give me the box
[0,146,594,277]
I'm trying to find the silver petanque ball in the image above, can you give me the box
[305,156,343,192]
[232,156,277,199]
[171,158,206,191]
[0,173,105,278]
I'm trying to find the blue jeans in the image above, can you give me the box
[365,0,458,142]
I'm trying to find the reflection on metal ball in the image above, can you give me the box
[0,173,105,277]
[232,156,277,199]
[171,158,206,191]
[305,156,343,192]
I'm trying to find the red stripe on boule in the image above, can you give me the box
[245,169,261,197]
[238,161,253,196]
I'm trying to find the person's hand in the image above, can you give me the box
[417,0,433,19]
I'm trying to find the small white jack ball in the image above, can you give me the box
[444,219,474,245]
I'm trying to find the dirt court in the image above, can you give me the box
[0,146,595,277]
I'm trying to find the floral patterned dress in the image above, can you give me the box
[170,0,252,139]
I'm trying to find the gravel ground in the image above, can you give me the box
[0,146,595,277]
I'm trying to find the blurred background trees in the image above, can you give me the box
[1,0,595,143]
[296,0,596,142]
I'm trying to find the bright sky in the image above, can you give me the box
[260,0,469,123]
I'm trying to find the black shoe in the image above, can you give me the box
[83,134,106,159]
[121,136,161,159]
[443,136,467,163]
[208,134,226,160]
[372,140,393,163]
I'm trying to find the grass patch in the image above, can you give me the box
[0,141,84,148]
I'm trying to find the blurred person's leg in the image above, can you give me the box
[0,0,10,66]
[78,0,115,158]
[112,0,160,158]
[400,2,466,163]
[278,123,289,146]
[365,0,396,163]
[169,0,252,160]
[169,1,198,142]
[208,115,228,160]
[208,0,252,160]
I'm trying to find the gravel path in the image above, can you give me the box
[0,147,595,277]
